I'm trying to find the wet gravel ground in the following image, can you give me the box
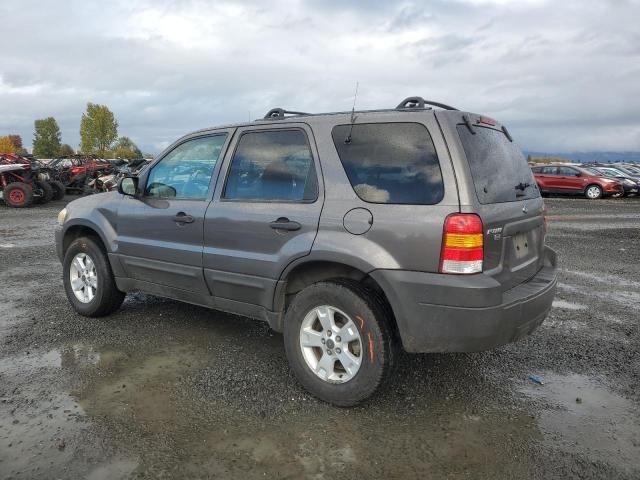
[1,195,639,479]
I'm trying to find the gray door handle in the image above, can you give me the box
[270,217,301,231]
[174,212,194,224]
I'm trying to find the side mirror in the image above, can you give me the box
[118,176,139,197]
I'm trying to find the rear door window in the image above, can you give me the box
[558,167,578,176]
[456,125,539,204]
[223,129,318,202]
[331,123,444,204]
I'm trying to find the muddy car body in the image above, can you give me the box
[55,97,558,405]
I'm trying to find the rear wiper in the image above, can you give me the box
[515,182,531,191]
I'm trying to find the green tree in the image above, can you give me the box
[59,144,75,156]
[79,103,118,156]
[110,136,143,159]
[33,117,62,158]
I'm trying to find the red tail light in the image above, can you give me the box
[440,214,484,274]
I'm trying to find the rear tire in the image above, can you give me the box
[584,184,603,199]
[34,180,54,204]
[49,180,66,200]
[62,237,125,317]
[283,280,397,406]
[3,182,33,208]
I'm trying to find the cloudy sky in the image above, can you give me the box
[1,0,639,155]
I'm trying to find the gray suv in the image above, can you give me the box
[55,97,557,406]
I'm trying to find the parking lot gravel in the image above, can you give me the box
[1,196,639,479]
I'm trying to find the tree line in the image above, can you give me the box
[0,103,146,159]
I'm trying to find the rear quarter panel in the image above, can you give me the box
[306,111,460,273]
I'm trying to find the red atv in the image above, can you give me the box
[0,154,65,206]
[48,155,113,194]
[0,164,39,208]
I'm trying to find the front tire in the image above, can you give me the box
[3,182,33,208]
[283,280,397,407]
[585,184,603,199]
[62,237,125,317]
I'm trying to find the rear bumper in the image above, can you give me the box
[370,247,557,353]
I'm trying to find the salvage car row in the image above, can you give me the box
[0,154,149,207]
[531,163,640,199]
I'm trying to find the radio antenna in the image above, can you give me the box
[344,81,359,144]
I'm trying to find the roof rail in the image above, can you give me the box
[396,96,459,111]
[263,108,310,120]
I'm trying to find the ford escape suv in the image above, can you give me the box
[55,96,557,406]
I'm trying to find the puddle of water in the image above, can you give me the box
[78,346,205,431]
[521,372,640,470]
[0,344,115,376]
[552,299,587,310]
[183,406,537,479]
[0,391,85,477]
[85,457,139,480]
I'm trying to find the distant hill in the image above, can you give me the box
[524,151,640,164]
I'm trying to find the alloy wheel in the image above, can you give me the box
[299,305,363,383]
[69,253,98,303]
[586,186,601,199]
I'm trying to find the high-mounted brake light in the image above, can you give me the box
[440,214,483,274]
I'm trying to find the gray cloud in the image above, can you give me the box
[1,0,640,154]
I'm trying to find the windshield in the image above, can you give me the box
[456,124,539,204]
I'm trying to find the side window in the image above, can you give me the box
[331,123,443,204]
[223,129,318,202]
[145,135,227,199]
[542,167,557,174]
[558,167,577,176]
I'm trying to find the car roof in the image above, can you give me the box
[183,96,463,136]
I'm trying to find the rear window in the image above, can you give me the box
[456,125,539,204]
[331,123,444,204]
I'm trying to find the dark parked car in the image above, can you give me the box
[55,97,557,406]
[532,164,623,199]
[583,166,639,197]
[614,164,640,178]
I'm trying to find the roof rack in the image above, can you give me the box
[396,96,458,111]
[263,108,310,120]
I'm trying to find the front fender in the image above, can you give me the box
[55,193,121,260]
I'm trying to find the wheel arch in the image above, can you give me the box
[271,259,399,337]
[62,222,109,256]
